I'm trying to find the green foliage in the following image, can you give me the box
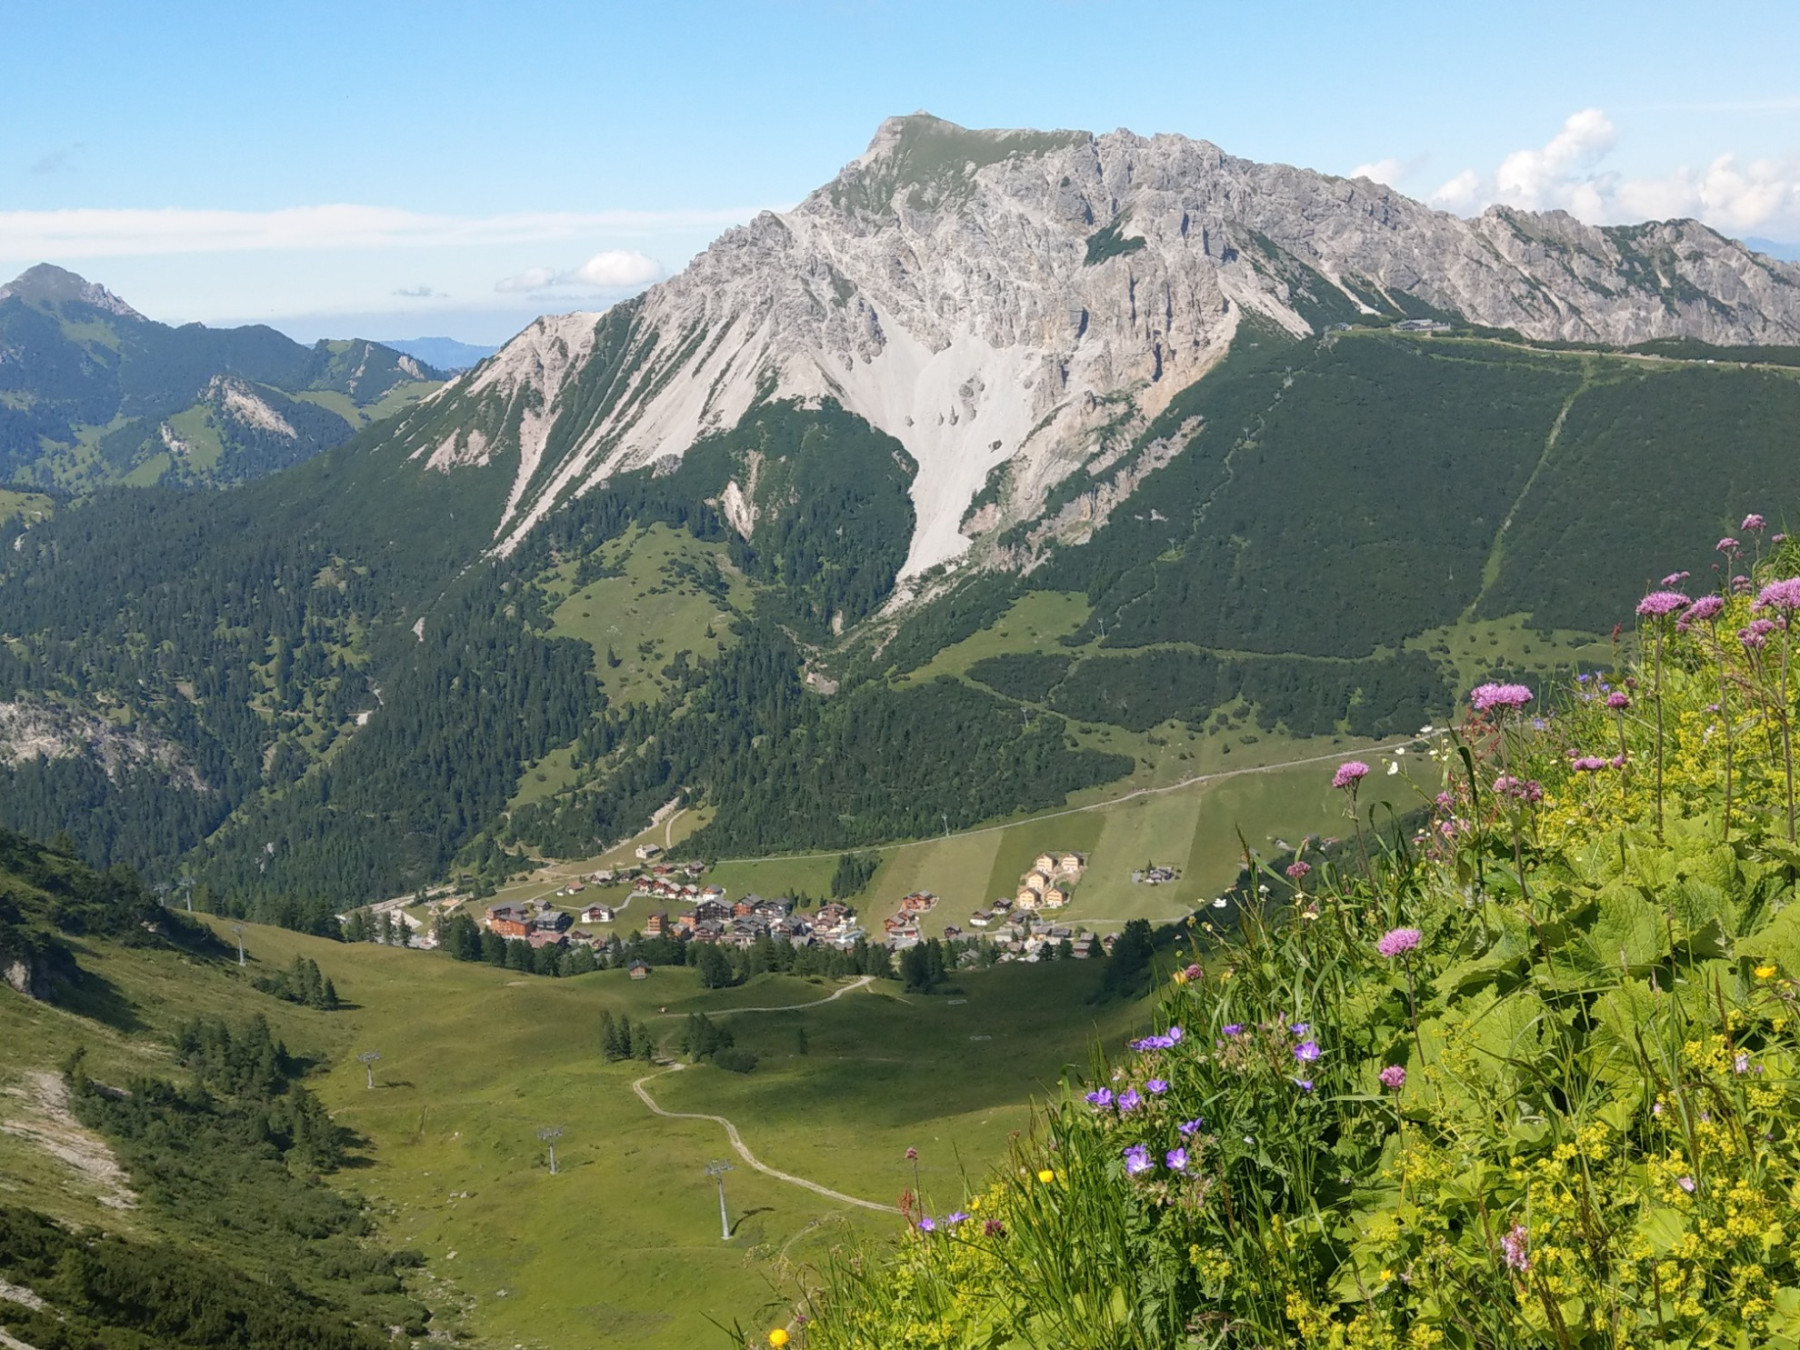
[58,1016,428,1339]
[0,1204,388,1350]
[898,938,949,994]
[791,532,1800,1349]
[965,651,1073,702]
[251,954,340,1010]
[679,1010,736,1062]
[831,851,880,899]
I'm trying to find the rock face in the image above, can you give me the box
[419,114,1800,577]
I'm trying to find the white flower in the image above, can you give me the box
[1213,897,1228,909]
[1387,761,1400,775]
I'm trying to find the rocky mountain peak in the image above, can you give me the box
[413,115,1800,582]
[0,262,145,320]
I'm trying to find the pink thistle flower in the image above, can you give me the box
[1469,682,1533,712]
[1660,570,1691,586]
[1284,861,1311,882]
[1744,514,1766,532]
[1379,1064,1406,1091]
[1571,755,1611,772]
[1605,691,1630,710]
[1636,590,1691,618]
[1755,577,1800,613]
[1501,1224,1530,1273]
[1687,595,1725,622]
[1331,761,1370,790]
[1718,537,1741,553]
[1734,574,1755,593]
[1376,927,1422,958]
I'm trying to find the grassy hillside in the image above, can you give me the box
[793,526,1800,1349]
[0,829,1150,1349]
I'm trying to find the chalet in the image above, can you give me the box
[968,910,993,928]
[754,897,793,920]
[942,925,963,941]
[532,909,572,933]
[693,920,726,943]
[588,869,617,885]
[1033,853,1057,875]
[582,904,616,924]
[635,843,662,861]
[527,930,567,950]
[567,928,596,946]
[991,896,1014,913]
[484,903,532,938]
[732,897,756,918]
[693,898,730,924]
[1058,852,1085,875]
[1039,886,1068,910]
[644,911,669,936]
[899,891,937,915]
[628,959,650,979]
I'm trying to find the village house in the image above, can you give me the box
[484,903,532,938]
[567,928,596,946]
[1058,852,1085,875]
[627,959,650,979]
[968,910,993,928]
[635,843,662,862]
[899,891,938,915]
[527,930,567,950]
[588,868,617,885]
[582,903,616,924]
[531,909,572,934]
[644,911,669,936]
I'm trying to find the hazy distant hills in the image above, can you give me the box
[376,336,497,372]
[0,264,446,489]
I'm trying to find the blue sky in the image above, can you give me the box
[4,0,1797,344]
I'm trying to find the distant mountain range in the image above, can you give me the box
[376,336,497,372]
[0,263,446,489]
[5,114,1800,907]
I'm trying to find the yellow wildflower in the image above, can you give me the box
[1037,1168,1055,1184]
[769,1330,790,1348]
[1756,963,1778,980]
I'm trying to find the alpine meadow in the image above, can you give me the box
[5,91,1800,1350]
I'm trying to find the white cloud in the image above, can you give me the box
[0,204,767,261]
[575,249,662,287]
[1428,109,1800,242]
[495,250,664,294]
[1348,156,1426,189]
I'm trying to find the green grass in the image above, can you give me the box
[1409,612,1613,691]
[900,590,1092,685]
[0,489,52,527]
[542,521,752,707]
[1,919,1144,1349]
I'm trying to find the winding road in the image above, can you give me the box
[632,1064,899,1214]
[632,974,899,1213]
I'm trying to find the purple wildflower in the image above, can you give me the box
[1735,1052,1750,1074]
[1086,1088,1115,1110]
[983,1218,1004,1237]
[1742,618,1779,650]
[1734,574,1755,593]
[1118,1089,1142,1112]
[1379,1064,1406,1091]
[1285,861,1312,882]
[1293,1040,1321,1063]
[946,1211,969,1226]
[917,1216,936,1232]
[1178,1118,1204,1136]
[1687,594,1725,622]
[1501,1224,1530,1273]
[1677,1176,1697,1194]
[1718,537,1741,553]
[1605,691,1630,710]
[1165,1147,1190,1172]
[1661,570,1691,586]
[1637,590,1691,618]
[1166,1026,1184,1044]
[1470,682,1534,713]
[1745,513,1767,533]
[1777,533,1791,545]
[1571,755,1611,772]
[1221,1024,1243,1038]
[1376,927,1422,958]
[1291,1022,1311,1036]
[1756,577,1800,613]
[1331,761,1370,790]
[1293,1079,1314,1093]
[1123,1144,1153,1176]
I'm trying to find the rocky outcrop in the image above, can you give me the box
[0,699,207,789]
[416,114,1800,580]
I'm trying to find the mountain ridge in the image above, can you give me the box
[395,113,1800,583]
[0,264,447,488]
